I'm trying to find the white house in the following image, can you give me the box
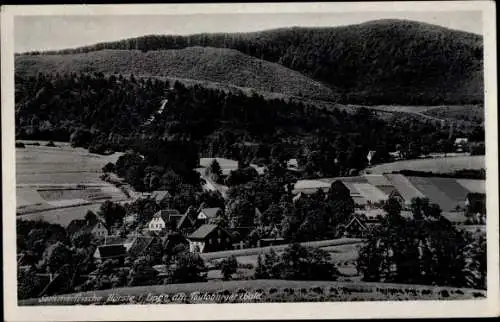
[147,209,182,232]
[90,221,109,238]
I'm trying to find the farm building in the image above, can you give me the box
[187,224,233,253]
[147,209,183,232]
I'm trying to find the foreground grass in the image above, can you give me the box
[20,279,485,305]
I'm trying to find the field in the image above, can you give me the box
[422,105,484,123]
[205,239,362,280]
[366,156,485,174]
[16,141,128,226]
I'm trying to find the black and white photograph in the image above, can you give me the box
[1,2,498,320]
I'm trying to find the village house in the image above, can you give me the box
[93,244,127,263]
[67,218,109,239]
[454,138,469,152]
[176,206,198,235]
[343,215,369,238]
[147,209,183,232]
[196,207,222,225]
[187,224,233,253]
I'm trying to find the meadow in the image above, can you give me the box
[16,141,127,226]
[367,156,485,174]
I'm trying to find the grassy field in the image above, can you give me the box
[366,156,485,174]
[422,105,484,123]
[16,142,128,226]
[206,241,362,280]
[19,279,484,305]
[200,238,362,261]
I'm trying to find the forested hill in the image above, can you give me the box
[15,47,337,101]
[19,19,483,105]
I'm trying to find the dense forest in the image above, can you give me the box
[16,72,479,185]
[18,19,483,105]
[15,47,337,101]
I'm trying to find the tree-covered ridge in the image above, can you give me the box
[20,19,484,105]
[15,47,337,101]
[16,72,475,179]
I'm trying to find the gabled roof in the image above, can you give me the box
[127,236,154,258]
[177,211,197,230]
[67,219,107,236]
[151,190,171,202]
[199,207,221,219]
[96,245,127,258]
[188,224,222,240]
[345,216,367,231]
[153,209,182,223]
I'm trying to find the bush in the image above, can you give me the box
[439,289,450,298]
[102,162,115,173]
[15,142,26,148]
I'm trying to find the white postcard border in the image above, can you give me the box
[2,2,499,321]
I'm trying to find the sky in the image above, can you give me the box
[14,11,483,53]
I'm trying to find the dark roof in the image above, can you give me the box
[177,211,196,230]
[154,209,181,223]
[161,233,188,249]
[127,236,154,257]
[96,245,127,258]
[67,219,87,235]
[188,224,221,240]
[104,236,127,245]
[199,207,221,219]
[151,190,171,202]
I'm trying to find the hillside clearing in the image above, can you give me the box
[366,156,485,174]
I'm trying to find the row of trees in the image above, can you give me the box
[357,197,486,290]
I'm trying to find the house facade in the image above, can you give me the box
[147,209,182,232]
[90,220,109,238]
[187,224,233,253]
